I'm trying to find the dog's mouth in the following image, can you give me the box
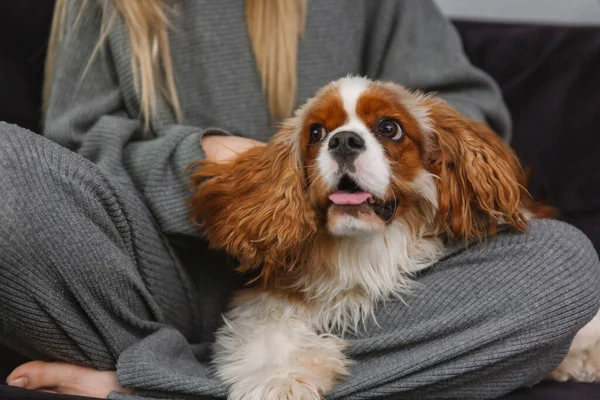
[328,175,398,221]
[329,175,374,205]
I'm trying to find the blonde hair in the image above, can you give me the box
[246,0,307,121]
[44,0,307,130]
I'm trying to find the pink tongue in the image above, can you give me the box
[329,191,373,205]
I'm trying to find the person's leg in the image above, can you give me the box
[0,122,201,369]
[331,219,600,400]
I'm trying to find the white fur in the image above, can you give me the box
[213,293,349,400]
[301,219,445,334]
[214,221,445,399]
[393,87,435,143]
[317,77,391,199]
[338,75,371,114]
[521,207,535,221]
[550,311,600,382]
[328,214,381,237]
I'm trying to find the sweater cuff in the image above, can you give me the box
[122,126,232,236]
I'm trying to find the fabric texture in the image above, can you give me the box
[1,0,599,399]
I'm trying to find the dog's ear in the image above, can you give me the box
[189,128,317,285]
[423,99,527,241]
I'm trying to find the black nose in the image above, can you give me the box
[328,131,366,158]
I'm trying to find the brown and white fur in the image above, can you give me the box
[189,77,597,399]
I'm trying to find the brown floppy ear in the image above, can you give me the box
[424,98,528,241]
[189,129,317,285]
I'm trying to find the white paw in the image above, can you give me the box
[549,314,600,382]
[549,344,600,382]
[229,373,322,400]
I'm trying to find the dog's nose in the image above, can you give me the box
[328,131,365,160]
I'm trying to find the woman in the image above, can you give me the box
[1,0,599,398]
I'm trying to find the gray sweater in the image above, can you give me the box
[45,0,510,242]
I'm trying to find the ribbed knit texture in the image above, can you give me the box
[0,0,598,399]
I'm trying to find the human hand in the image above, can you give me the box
[7,361,134,398]
[201,135,266,163]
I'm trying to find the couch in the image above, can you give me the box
[1,1,599,399]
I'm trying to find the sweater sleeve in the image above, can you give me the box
[43,1,221,237]
[365,0,512,141]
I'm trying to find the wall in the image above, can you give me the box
[433,0,600,26]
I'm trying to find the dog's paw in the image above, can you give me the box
[549,315,600,382]
[228,373,322,400]
[549,345,600,382]
[261,374,321,400]
[228,354,349,400]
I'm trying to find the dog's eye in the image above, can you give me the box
[309,123,327,144]
[377,119,403,142]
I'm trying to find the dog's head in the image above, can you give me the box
[190,77,527,284]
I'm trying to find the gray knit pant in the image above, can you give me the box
[1,123,599,400]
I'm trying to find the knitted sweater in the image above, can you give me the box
[44,0,510,241]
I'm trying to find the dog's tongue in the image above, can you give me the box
[329,191,373,205]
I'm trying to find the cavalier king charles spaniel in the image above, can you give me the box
[190,76,600,399]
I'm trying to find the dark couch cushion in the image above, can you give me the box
[499,381,600,400]
[0,387,95,400]
[454,21,600,252]
[0,0,55,133]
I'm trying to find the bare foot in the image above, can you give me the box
[6,361,134,398]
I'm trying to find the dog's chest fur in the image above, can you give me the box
[212,219,445,399]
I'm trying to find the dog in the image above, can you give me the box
[189,76,598,399]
